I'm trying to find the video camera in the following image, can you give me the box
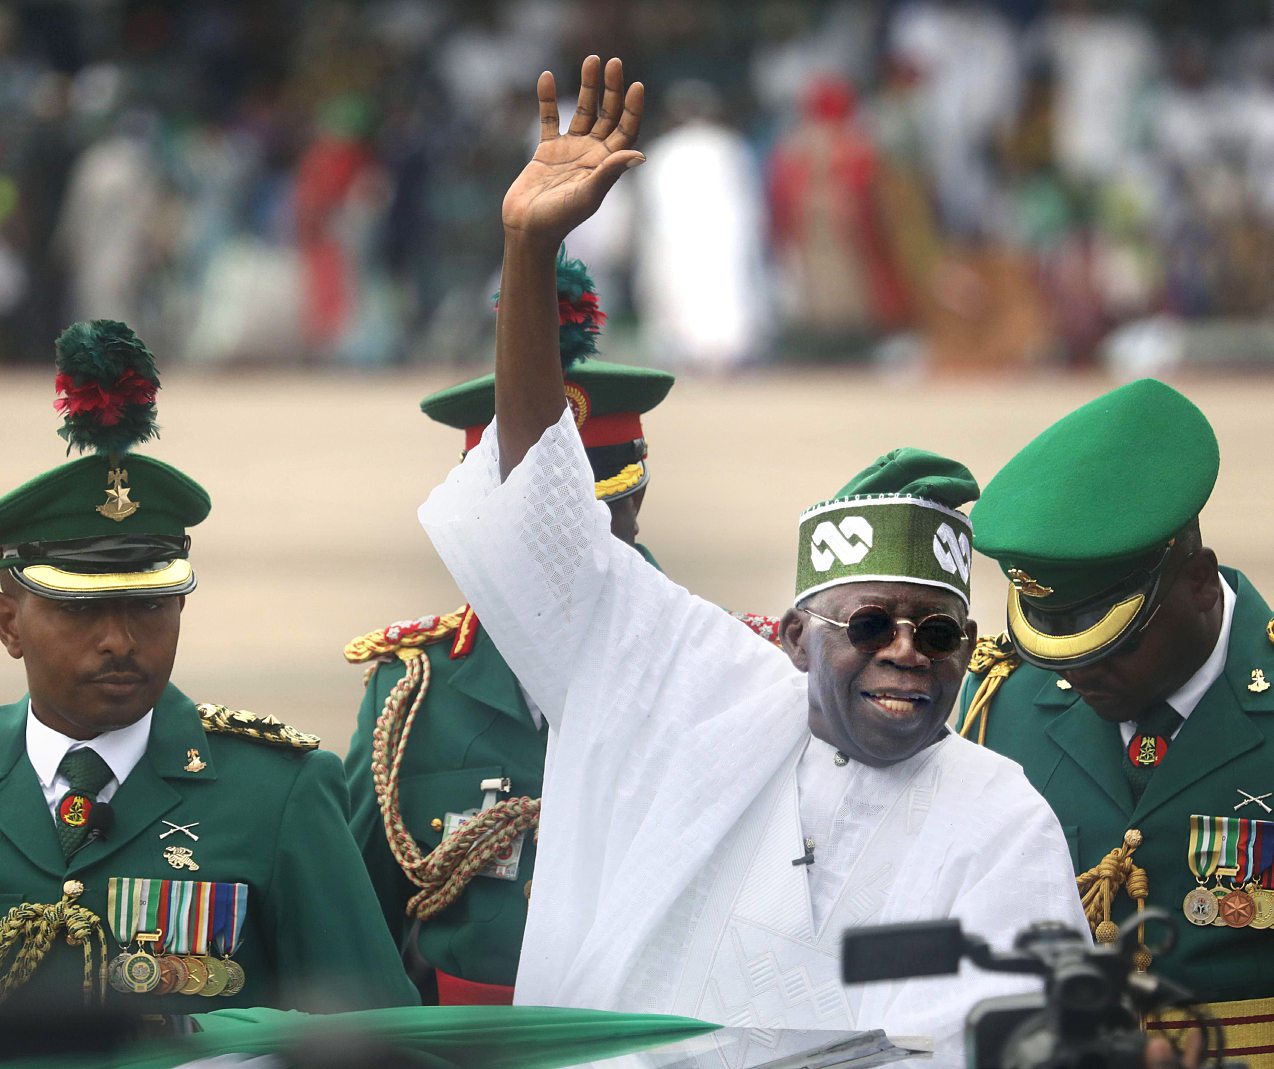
[842,909,1229,1069]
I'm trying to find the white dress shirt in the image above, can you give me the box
[1119,576,1236,746]
[25,702,152,819]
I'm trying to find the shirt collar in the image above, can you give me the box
[1166,574,1236,722]
[24,701,154,789]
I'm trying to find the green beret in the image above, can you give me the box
[972,378,1219,668]
[0,320,210,600]
[795,447,980,606]
[421,250,674,503]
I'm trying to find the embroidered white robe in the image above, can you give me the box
[419,410,1089,1065]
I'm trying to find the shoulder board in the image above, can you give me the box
[344,606,472,664]
[730,611,783,647]
[197,703,321,751]
[968,631,1021,677]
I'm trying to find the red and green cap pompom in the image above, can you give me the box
[494,246,606,369]
[53,319,160,457]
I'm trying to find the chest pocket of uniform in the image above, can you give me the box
[1060,825,1081,873]
[397,765,505,852]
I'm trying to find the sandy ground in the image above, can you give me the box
[1,365,1270,752]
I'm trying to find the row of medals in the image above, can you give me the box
[109,934,245,997]
[1183,880,1274,929]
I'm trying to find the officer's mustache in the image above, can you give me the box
[85,657,147,682]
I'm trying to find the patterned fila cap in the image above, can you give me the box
[794,448,980,606]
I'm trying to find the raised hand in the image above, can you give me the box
[502,55,645,246]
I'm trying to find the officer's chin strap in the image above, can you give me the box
[1077,828,1152,971]
[0,880,108,1005]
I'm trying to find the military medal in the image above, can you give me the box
[1251,889,1274,930]
[108,877,250,996]
[198,956,229,997]
[179,954,209,995]
[208,881,248,997]
[121,932,162,993]
[220,958,246,996]
[1220,888,1256,927]
[1184,815,1223,926]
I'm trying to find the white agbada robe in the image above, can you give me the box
[419,410,1090,1065]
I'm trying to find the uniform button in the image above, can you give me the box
[431,818,443,832]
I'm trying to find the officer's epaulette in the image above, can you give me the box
[197,703,320,751]
[343,605,476,665]
[729,611,784,647]
[959,632,1022,746]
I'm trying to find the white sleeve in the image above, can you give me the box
[418,407,790,732]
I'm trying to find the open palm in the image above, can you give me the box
[502,56,645,244]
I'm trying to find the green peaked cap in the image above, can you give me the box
[971,378,1219,668]
[0,320,210,600]
[420,250,674,503]
[796,447,980,606]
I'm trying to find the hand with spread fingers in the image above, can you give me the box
[502,55,645,248]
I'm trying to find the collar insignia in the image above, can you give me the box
[1250,669,1271,694]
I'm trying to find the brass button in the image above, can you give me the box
[430,818,443,832]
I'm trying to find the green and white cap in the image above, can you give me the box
[795,448,980,606]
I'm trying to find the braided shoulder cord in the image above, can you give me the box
[369,651,543,922]
[1076,829,1152,971]
[959,632,1021,746]
[0,885,109,1004]
[406,797,541,921]
[371,651,432,882]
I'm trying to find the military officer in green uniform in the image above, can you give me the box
[0,320,418,1015]
[343,253,780,1005]
[956,378,1274,1066]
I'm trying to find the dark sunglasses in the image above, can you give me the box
[801,605,967,661]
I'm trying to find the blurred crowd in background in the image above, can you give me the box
[2,0,1274,374]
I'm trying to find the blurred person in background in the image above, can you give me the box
[768,75,910,359]
[633,78,770,372]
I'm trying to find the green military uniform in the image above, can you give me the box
[0,320,417,1015]
[0,684,418,1011]
[957,378,1274,1063]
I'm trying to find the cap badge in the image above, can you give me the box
[97,467,140,522]
[1008,568,1054,598]
[563,381,591,430]
[1250,669,1271,694]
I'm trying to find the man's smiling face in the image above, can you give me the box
[781,580,976,768]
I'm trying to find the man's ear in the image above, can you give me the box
[780,607,809,673]
[1187,547,1222,613]
[0,593,23,660]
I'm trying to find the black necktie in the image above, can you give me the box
[55,747,113,857]
[1123,702,1183,803]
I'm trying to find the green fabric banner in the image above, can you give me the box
[8,1005,720,1069]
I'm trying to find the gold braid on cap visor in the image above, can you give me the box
[594,463,644,501]
[1007,586,1145,664]
[18,559,193,595]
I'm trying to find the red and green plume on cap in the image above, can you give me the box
[53,319,160,457]
[494,246,606,371]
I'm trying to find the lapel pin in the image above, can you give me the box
[160,819,200,841]
[183,748,207,772]
[1056,679,1073,691]
[163,845,200,871]
[1250,669,1270,694]
[1234,788,1273,813]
